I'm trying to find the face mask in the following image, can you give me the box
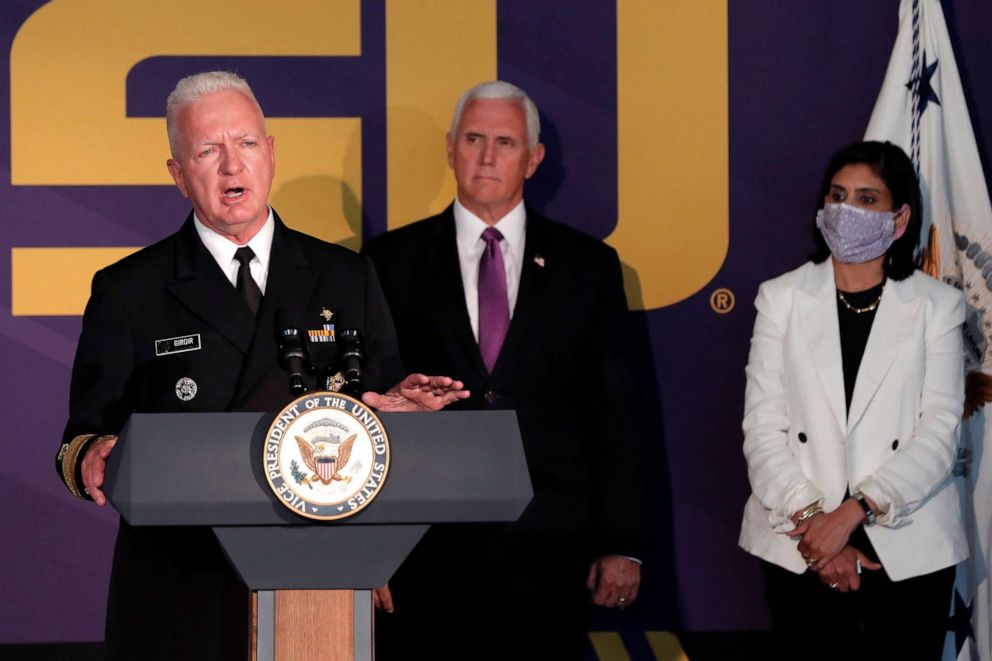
[815,203,899,264]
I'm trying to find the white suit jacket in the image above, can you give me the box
[738,260,968,580]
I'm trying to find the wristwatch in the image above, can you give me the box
[853,492,876,526]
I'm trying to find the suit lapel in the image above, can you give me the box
[232,215,321,406]
[847,276,920,430]
[431,209,488,377]
[167,216,255,354]
[493,211,550,376]
[798,261,848,435]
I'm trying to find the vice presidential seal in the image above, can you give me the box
[263,392,389,521]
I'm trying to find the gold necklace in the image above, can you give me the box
[837,290,882,314]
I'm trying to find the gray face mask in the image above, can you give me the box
[815,203,897,264]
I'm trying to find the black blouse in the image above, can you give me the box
[837,281,885,415]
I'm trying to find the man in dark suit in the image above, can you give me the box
[56,71,466,661]
[365,81,645,660]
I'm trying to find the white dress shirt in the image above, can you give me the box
[193,208,275,294]
[453,198,527,341]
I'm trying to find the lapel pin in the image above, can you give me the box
[533,255,546,268]
[320,307,334,322]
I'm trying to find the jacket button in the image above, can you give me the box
[798,432,807,443]
[892,439,899,450]
[483,390,497,404]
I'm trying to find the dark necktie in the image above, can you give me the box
[478,227,509,373]
[234,246,262,315]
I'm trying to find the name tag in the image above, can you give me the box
[155,333,202,356]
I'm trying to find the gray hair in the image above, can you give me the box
[165,71,264,157]
[449,80,541,149]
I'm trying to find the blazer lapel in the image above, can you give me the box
[167,216,255,354]
[232,215,321,406]
[847,276,920,430]
[798,260,848,436]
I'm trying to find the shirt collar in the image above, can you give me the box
[453,199,527,253]
[193,207,275,271]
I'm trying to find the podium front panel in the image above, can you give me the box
[106,410,532,526]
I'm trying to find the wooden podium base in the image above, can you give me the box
[251,589,373,661]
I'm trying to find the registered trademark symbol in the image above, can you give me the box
[710,288,735,314]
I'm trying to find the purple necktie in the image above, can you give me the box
[478,227,509,373]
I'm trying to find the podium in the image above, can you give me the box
[104,410,532,661]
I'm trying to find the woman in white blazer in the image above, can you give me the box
[739,142,966,659]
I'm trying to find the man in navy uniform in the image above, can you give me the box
[56,71,466,661]
[365,81,645,660]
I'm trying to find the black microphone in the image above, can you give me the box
[337,329,365,396]
[275,307,309,396]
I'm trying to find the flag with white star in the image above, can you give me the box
[865,1,992,659]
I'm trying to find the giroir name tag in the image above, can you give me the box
[155,333,202,356]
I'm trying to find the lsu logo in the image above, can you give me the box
[10,1,727,314]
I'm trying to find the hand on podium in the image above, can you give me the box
[362,374,469,412]
[81,435,118,506]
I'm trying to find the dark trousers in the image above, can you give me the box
[104,521,250,661]
[761,529,954,661]
[375,524,590,661]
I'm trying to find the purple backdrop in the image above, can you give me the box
[3,0,992,654]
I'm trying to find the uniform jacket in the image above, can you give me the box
[739,259,968,580]
[58,211,403,660]
[363,204,645,560]
[61,212,401,441]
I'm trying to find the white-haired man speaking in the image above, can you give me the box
[57,71,467,660]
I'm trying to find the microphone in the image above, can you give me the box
[275,307,309,396]
[337,329,365,396]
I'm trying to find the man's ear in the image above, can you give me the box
[524,142,545,179]
[167,159,189,199]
